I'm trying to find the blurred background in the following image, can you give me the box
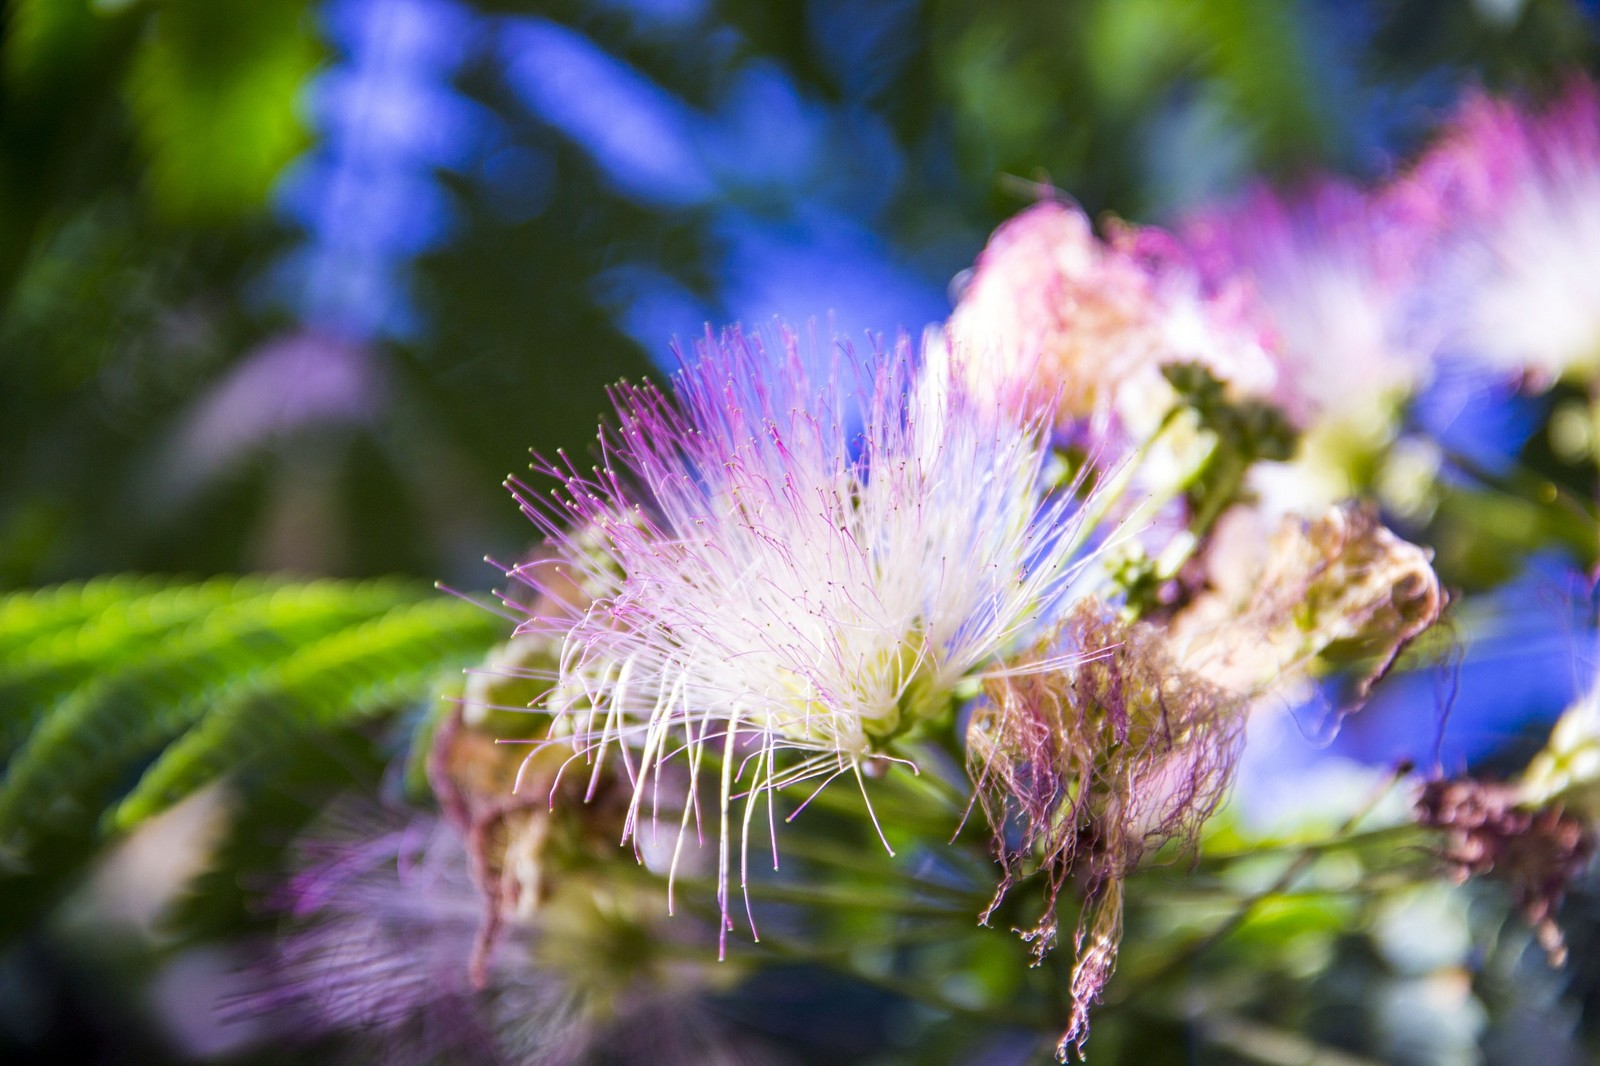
[3,1,1600,1062]
[6,0,1595,592]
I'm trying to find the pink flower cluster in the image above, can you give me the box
[504,326,1108,948]
[939,199,1279,456]
[239,76,1600,1066]
[949,76,1600,462]
[1398,79,1600,383]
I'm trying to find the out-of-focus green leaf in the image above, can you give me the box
[1180,0,1338,170]
[3,0,101,90]
[112,596,500,828]
[0,573,174,657]
[0,575,284,760]
[931,0,1349,217]
[1083,0,1194,111]
[0,577,506,943]
[126,0,321,221]
[0,580,420,867]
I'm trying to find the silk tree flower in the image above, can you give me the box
[1416,672,1600,967]
[1417,776,1594,967]
[506,326,1107,938]
[1397,79,1600,386]
[1182,181,1441,513]
[935,199,1285,607]
[1414,663,1600,967]
[251,812,584,1065]
[968,504,1443,1058]
[253,676,740,1065]
[250,807,764,1066]
[1170,502,1444,704]
[938,200,1148,441]
[1185,180,1437,420]
[936,199,1279,465]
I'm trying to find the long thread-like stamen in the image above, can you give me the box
[502,325,1119,942]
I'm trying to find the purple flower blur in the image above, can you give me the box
[1400,78,1600,385]
[1183,178,1439,424]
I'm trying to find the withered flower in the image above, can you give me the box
[1174,502,1444,703]
[1420,680,1600,965]
[969,503,1444,1057]
[1416,776,1595,965]
[967,599,1246,1059]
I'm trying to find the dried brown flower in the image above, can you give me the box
[1175,502,1444,702]
[1416,776,1596,965]
[967,598,1246,1059]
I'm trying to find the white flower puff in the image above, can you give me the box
[504,326,1106,941]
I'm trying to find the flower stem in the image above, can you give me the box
[1107,762,1411,1008]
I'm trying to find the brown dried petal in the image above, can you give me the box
[429,702,633,987]
[968,599,1246,1056]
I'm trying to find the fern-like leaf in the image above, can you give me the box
[111,597,500,829]
[0,581,419,870]
[0,574,182,659]
[0,576,504,941]
[0,576,320,761]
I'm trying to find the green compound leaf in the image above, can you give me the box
[112,596,501,830]
[0,575,296,761]
[0,575,504,941]
[0,581,424,867]
[0,573,182,659]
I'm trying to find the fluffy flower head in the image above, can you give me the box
[509,326,1101,924]
[1184,180,1438,424]
[1399,79,1600,383]
[1180,181,1447,514]
[938,200,1278,455]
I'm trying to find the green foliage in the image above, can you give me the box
[0,575,284,759]
[0,576,503,938]
[2,0,104,90]
[929,0,1345,216]
[127,0,322,221]
[112,595,502,828]
[0,573,186,657]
